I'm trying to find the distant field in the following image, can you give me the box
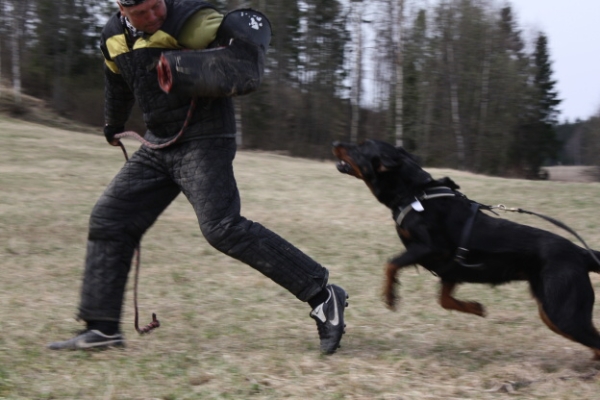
[543,166,598,183]
[2,115,600,399]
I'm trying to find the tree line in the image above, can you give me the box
[1,0,598,178]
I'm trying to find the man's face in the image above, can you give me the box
[119,0,167,34]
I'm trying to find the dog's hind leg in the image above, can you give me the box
[439,281,486,317]
[536,301,600,360]
[533,269,600,360]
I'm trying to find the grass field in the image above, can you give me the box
[2,115,600,399]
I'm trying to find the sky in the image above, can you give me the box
[509,0,600,122]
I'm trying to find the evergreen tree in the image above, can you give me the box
[238,0,304,151]
[402,9,427,153]
[511,33,561,177]
[25,0,102,114]
[533,33,561,126]
[484,5,530,175]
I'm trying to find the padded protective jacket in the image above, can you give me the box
[100,0,236,144]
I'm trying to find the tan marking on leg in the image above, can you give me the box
[536,300,574,339]
[439,281,486,317]
[383,262,399,311]
[535,300,600,360]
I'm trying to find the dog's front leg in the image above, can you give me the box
[384,245,432,311]
[439,281,486,317]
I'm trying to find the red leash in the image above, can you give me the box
[112,99,196,334]
[114,99,196,149]
[132,246,160,334]
[115,144,161,335]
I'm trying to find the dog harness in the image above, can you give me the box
[393,187,484,269]
[393,186,456,227]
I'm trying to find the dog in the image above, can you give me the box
[333,139,600,359]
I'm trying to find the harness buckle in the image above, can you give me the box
[455,247,469,261]
[411,198,424,212]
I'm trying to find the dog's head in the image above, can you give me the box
[332,140,434,206]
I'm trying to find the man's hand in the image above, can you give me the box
[104,125,125,146]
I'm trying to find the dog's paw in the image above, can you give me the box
[382,292,398,311]
[384,300,397,311]
[468,301,486,317]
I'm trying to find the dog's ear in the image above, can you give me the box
[406,163,433,187]
[394,147,433,187]
[396,146,423,165]
[377,153,402,171]
[376,144,415,171]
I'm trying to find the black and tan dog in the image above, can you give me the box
[333,139,600,359]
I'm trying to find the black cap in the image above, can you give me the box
[118,0,148,7]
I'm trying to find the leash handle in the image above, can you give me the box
[113,98,197,149]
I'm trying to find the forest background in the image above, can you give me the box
[1,0,599,179]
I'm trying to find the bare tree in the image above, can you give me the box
[350,0,364,144]
[228,0,245,145]
[0,0,4,94]
[393,0,404,146]
[8,0,28,104]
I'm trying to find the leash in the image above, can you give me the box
[115,144,161,335]
[114,99,197,149]
[489,204,600,268]
[132,245,160,334]
[110,99,197,334]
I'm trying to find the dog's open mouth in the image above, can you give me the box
[332,143,362,178]
[336,160,353,174]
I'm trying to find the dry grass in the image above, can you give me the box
[2,115,600,399]
[542,166,599,183]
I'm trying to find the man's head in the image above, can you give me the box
[118,0,167,35]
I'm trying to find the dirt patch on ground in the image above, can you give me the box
[541,166,599,183]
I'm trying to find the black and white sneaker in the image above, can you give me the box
[310,284,348,354]
[47,330,125,350]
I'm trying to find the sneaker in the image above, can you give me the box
[309,284,348,354]
[47,330,125,350]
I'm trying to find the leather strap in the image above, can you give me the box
[454,202,483,268]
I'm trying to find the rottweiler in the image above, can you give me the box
[333,139,600,359]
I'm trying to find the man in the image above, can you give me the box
[47,0,348,355]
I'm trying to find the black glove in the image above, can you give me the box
[104,125,124,145]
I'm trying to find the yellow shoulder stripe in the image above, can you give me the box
[104,30,182,61]
[133,30,182,50]
[105,59,120,74]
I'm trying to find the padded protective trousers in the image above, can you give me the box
[78,138,328,322]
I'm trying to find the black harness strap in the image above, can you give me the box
[393,189,485,275]
[393,186,456,226]
[454,202,483,268]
